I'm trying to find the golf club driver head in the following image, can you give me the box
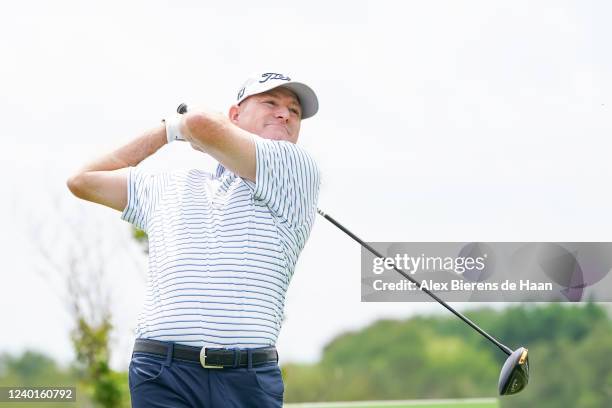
[498,347,529,395]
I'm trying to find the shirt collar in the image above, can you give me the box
[215,163,226,178]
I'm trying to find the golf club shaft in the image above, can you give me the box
[174,103,512,356]
[317,208,513,356]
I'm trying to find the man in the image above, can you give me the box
[67,72,321,407]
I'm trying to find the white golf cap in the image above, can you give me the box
[236,72,319,119]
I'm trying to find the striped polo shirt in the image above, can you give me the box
[121,137,320,348]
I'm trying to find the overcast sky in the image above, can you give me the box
[1,0,610,370]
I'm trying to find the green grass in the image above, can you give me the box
[284,398,498,408]
[320,404,496,408]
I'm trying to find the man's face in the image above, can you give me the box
[229,87,302,143]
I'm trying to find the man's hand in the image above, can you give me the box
[171,104,212,154]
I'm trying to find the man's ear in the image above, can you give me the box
[228,104,240,124]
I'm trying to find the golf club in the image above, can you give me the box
[175,103,529,395]
[317,209,529,396]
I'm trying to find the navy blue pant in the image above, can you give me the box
[128,342,284,408]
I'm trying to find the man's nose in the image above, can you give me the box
[274,106,290,121]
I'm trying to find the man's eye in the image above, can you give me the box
[263,100,276,106]
[290,109,300,115]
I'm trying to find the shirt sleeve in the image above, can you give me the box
[254,138,321,227]
[120,167,168,232]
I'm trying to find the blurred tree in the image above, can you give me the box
[0,351,73,386]
[0,351,89,408]
[284,303,612,405]
[23,194,139,408]
[131,226,149,254]
[71,317,122,407]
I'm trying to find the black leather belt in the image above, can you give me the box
[133,339,278,369]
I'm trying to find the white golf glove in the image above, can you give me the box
[165,114,186,143]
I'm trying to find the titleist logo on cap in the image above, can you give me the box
[259,73,291,83]
[237,73,292,100]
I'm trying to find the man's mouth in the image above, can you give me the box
[265,123,289,133]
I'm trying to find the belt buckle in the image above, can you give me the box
[199,347,223,369]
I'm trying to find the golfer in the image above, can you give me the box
[67,72,321,407]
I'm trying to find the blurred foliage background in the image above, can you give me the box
[282,302,612,407]
[1,303,610,407]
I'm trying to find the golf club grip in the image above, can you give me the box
[177,103,188,114]
[317,208,513,356]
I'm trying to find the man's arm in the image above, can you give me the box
[180,111,257,181]
[66,125,167,211]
